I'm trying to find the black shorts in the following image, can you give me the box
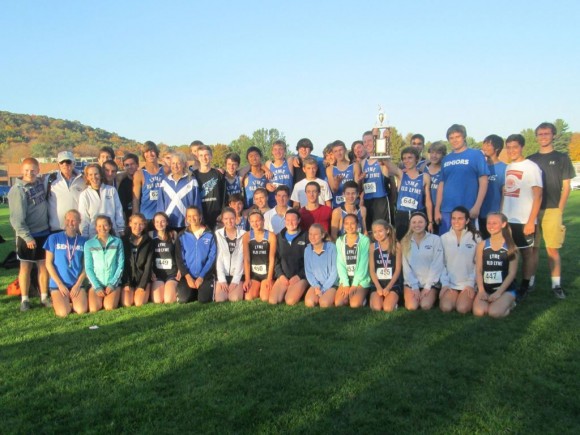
[509,223,534,249]
[17,235,48,262]
[478,218,490,240]
[250,272,267,282]
[371,279,403,297]
[365,197,391,230]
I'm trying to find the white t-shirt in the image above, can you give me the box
[502,159,543,224]
[290,178,332,207]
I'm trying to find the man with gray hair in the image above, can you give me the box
[45,151,85,232]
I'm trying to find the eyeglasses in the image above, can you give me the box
[59,160,73,165]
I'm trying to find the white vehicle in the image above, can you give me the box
[571,176,580,190]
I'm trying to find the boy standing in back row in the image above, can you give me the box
[528,122,576,299]
[435,124,489,235]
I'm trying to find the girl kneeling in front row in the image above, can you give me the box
[439,206,481,314]
[122,213,153,307]
[243,211,276,301]
[369,220,402,312]
[401,212,444,311]
[304,224,338,308]
[150,212,179,304]
[336,213,371,308]
[215,207,246,303]
[473,212,518,318]
[44,209,88,317]
[270,209,309,305]
[175,206,216,304]
[84,215,124,312]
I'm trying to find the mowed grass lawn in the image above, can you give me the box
[1,194,579,434]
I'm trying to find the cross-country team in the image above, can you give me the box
[8,122,575,317]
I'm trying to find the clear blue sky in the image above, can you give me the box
[1,0,579,154]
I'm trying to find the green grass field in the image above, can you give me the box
[1,195,579,434]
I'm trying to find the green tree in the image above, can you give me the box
[229,128,285,165]
[251,128,285,160]
[229,134,252,166]
[521,128,539,157]
[387,126,405,163]
[211,143,230,168]
[553,118,572,153]
[466,136,482,150]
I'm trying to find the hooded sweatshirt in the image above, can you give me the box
[122,233,154,289]
[8,177,49,242]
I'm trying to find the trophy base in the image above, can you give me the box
[370,155,391,160]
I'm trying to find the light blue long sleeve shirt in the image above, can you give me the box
[304,242,338,293]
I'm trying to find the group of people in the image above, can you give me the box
[8,122,575,318]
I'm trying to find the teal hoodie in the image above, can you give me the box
[84,235,124,291]
[336,233,371,288]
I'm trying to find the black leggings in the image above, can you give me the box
[177,276,214,303]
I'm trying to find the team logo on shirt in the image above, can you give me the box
[505,170,522,197]
[202,178,218,197]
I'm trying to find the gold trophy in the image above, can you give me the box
[371,105,391,159]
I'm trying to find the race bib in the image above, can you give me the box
[149,190,159,201]
[335,195,345,204]
[252,264,267,275]
[484,271,502,284]
[363,183,376,194]
[155,258,172,270]
[376,267,392,280]
[401,197,418,209]
[346,264,355,277]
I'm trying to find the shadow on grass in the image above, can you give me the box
[2,296,570,434]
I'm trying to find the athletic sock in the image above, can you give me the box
[529,276,535,287]
[41,293,48,302]
[551,277,561,288]
[21,295,29,302]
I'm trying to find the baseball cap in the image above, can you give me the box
[57,151,75,163]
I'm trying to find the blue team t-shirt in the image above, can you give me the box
[441,148,489,212]
[480,161,507,218]
[43,232,87,288]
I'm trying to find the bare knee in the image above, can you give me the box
[285,295,299,306]
[349,299,365,309]
[405,302,419,311]
[319,299,334,308]
[472,306,487,317]
[488,306,508,318]
[420,300,434,311]
[54,308,69,318]
[439,300,454,312]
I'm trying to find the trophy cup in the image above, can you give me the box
[371,105,391,159]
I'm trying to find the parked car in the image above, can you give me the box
[571,176,580,191]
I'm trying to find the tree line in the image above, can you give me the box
[1,111,577,167]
